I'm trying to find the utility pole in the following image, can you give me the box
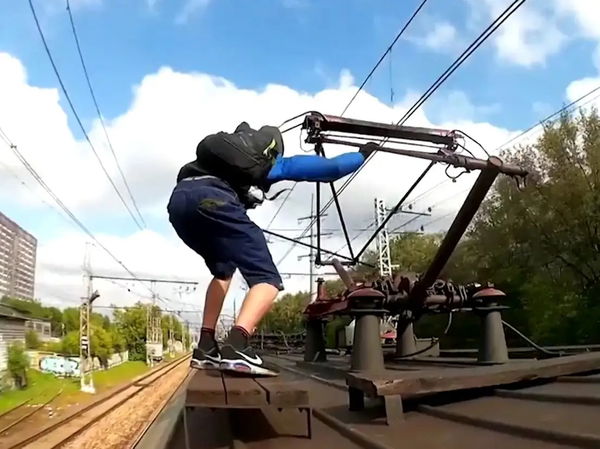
[145,304,151,366]
[168,314,174,357]
[80,243,99,394]
[374,198,393,277]
[298,195,331,301]
[146,283,163,367]
[183,319,189,352]
[374,198,432,276]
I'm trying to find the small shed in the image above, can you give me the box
[0,304,29,371]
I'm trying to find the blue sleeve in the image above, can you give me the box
[267,153,365,183]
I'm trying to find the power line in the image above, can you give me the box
[340,0,430,116]
[65,0,146,227]
[495,83,600,152]
[0,139,74,226]
[265,183,297,230]
[268,2,430,254]
[325,0,528,212]
[28,0,143,230]
[0,126,163,303]
[387,76,600,218]
[281,0,528,264]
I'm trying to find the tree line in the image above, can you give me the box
[259,109,600,348]
[0,296,190,366]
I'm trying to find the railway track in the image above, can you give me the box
[3,354,190,449]
[127,369,194,449]
[0,392,62,436]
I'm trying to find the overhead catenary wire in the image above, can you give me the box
[0,138,74,227]
[65,0,146,228]
[0,126,178,306]
[277,0,529,265]
[495,83,600,152]
[340,0,431,117]
[403,82,600,230]
[324,0,529,215]
[28,0,143,231]
[269,2,430,259]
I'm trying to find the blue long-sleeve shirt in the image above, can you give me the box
[267,152,365,183]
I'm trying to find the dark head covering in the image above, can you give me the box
[258,125,284,157]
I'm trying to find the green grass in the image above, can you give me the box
[0,361,150,414]
[0,370,78,414]
[92,361,149,391]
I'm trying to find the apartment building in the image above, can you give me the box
[0,212,37,299]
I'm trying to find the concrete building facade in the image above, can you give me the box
[0,212,37,299]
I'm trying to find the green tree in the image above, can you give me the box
[112,303,148,361]
[259,292,310,334]
[59,325,116,367]
[448,109,600,344]
[47,307,65,337]
[91,325,114,367]
[0,297,64,337]
[7,343,29,389]
[62,308,80,333]
[161,314,185,349]
[389,232,442,273]
[25,330,42,350]
[61,331,80,355]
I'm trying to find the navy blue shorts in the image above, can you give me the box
[167,177,283,290]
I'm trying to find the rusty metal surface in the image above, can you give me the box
[303,112,457,146]
[162,352,600,449]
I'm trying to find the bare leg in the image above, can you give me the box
[202,277,232,330]
[235,283,279,333]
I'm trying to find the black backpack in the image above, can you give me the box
[193,122,284,192]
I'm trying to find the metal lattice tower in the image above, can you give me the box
[146,296,162,366]
[80,243,97,393]
[374,198,393,277]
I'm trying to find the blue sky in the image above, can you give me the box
[2,0,597,133]
[2,0,600,307]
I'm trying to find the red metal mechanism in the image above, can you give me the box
[295,112,524,359]
[303,260,506,319]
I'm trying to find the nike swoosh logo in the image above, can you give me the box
[238,352,262,365]
[205,354,221,362]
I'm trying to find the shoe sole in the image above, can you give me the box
[190,358,221,370]
[219,359,279,377]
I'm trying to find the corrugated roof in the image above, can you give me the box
[0,303,30,320]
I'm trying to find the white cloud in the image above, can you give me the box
[466,0,567,68]
[553,0,600,40]
[0,51,521,315]
[428,90,500,122]
[175,0,211,24]
[464,0,600,68]
[412,22,460,53]
[564,75,600,115]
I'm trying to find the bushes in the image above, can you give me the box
[7,343,29,389]
[25,330,42,349]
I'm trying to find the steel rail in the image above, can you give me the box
[8,354,190,449]
[128,369,194,449]
[0,392,61,434]
[0,399,32,420]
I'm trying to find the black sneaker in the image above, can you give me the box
[219,344,278,377]
[190,346,221,370]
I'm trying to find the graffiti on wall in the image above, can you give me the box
[39,356,80,377]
